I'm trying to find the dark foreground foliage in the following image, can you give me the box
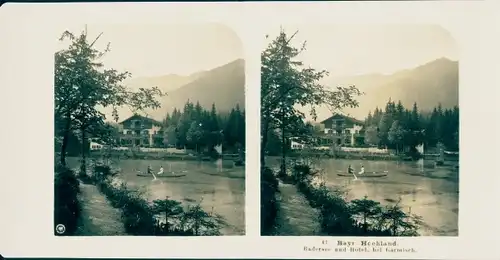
[54,165,81,236]
[287,164,422,236]
[87,163,226,236]
[260,167,280,235]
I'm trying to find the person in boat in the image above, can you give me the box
[348,165,354,174]
[147,165,152,175]
[158,166,164,175]
[359,165,365,175]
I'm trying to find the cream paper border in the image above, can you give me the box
[0,1,499,259]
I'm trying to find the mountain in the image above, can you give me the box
[156,59,245,119]
[105,59,245,121]
[313,58,459,121]
[122,71,208,93]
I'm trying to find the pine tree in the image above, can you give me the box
[378,113,392,148]
[210,103,219,131]
[366,111,373,126]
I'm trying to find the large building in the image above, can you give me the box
[318,113,365,147]
[118,114,165,147]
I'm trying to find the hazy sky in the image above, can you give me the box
[268,24,458,77]
[55,24,243,77]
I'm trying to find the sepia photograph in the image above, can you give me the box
[53,24,246,236]
[261,24,459,237]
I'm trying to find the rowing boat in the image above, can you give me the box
[136,173,186,178]
[337,171,388,178]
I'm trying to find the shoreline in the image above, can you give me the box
[275,153,408,162]
[277,151,458,163]
[85,151,244,163]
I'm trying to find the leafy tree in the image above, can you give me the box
[151,198,184,233]
[265,129,282,156]
[377,202,421,236]
[186,121,204,152]
[350,196,383,233]
[261,29,361,169]
[388,120,405,154]
[377,113,392,148]
[54,28,162,170]
[364,125,380,146]
[164,126,178,147]
[181,204,226,236]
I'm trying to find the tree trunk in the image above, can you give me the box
[60,131,70,166]
[60,116,72,167]
[281,129,286,176]
[80,128,87,176]
[260,117,270,167]
[280,111,286,176]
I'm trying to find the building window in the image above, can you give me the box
[345,129,351,134]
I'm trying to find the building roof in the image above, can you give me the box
[319,113,364,125]
[119,114,163,126]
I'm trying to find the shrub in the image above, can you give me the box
[260,167,279,235]
[291,164,421,237]
[374,201,423,236]
[181,204,226,236]
[89,164,224,236]
[120,192,156,235]
[151,198,184,234]
[54,165,81,236]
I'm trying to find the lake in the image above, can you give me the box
[68,157,245,236]
[268,157,459,236]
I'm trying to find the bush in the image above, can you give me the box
[291,164,421,236]
[54,165,81,236]
[180,204,226,236]
[261,167,279,235]
[88,164,224,236]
